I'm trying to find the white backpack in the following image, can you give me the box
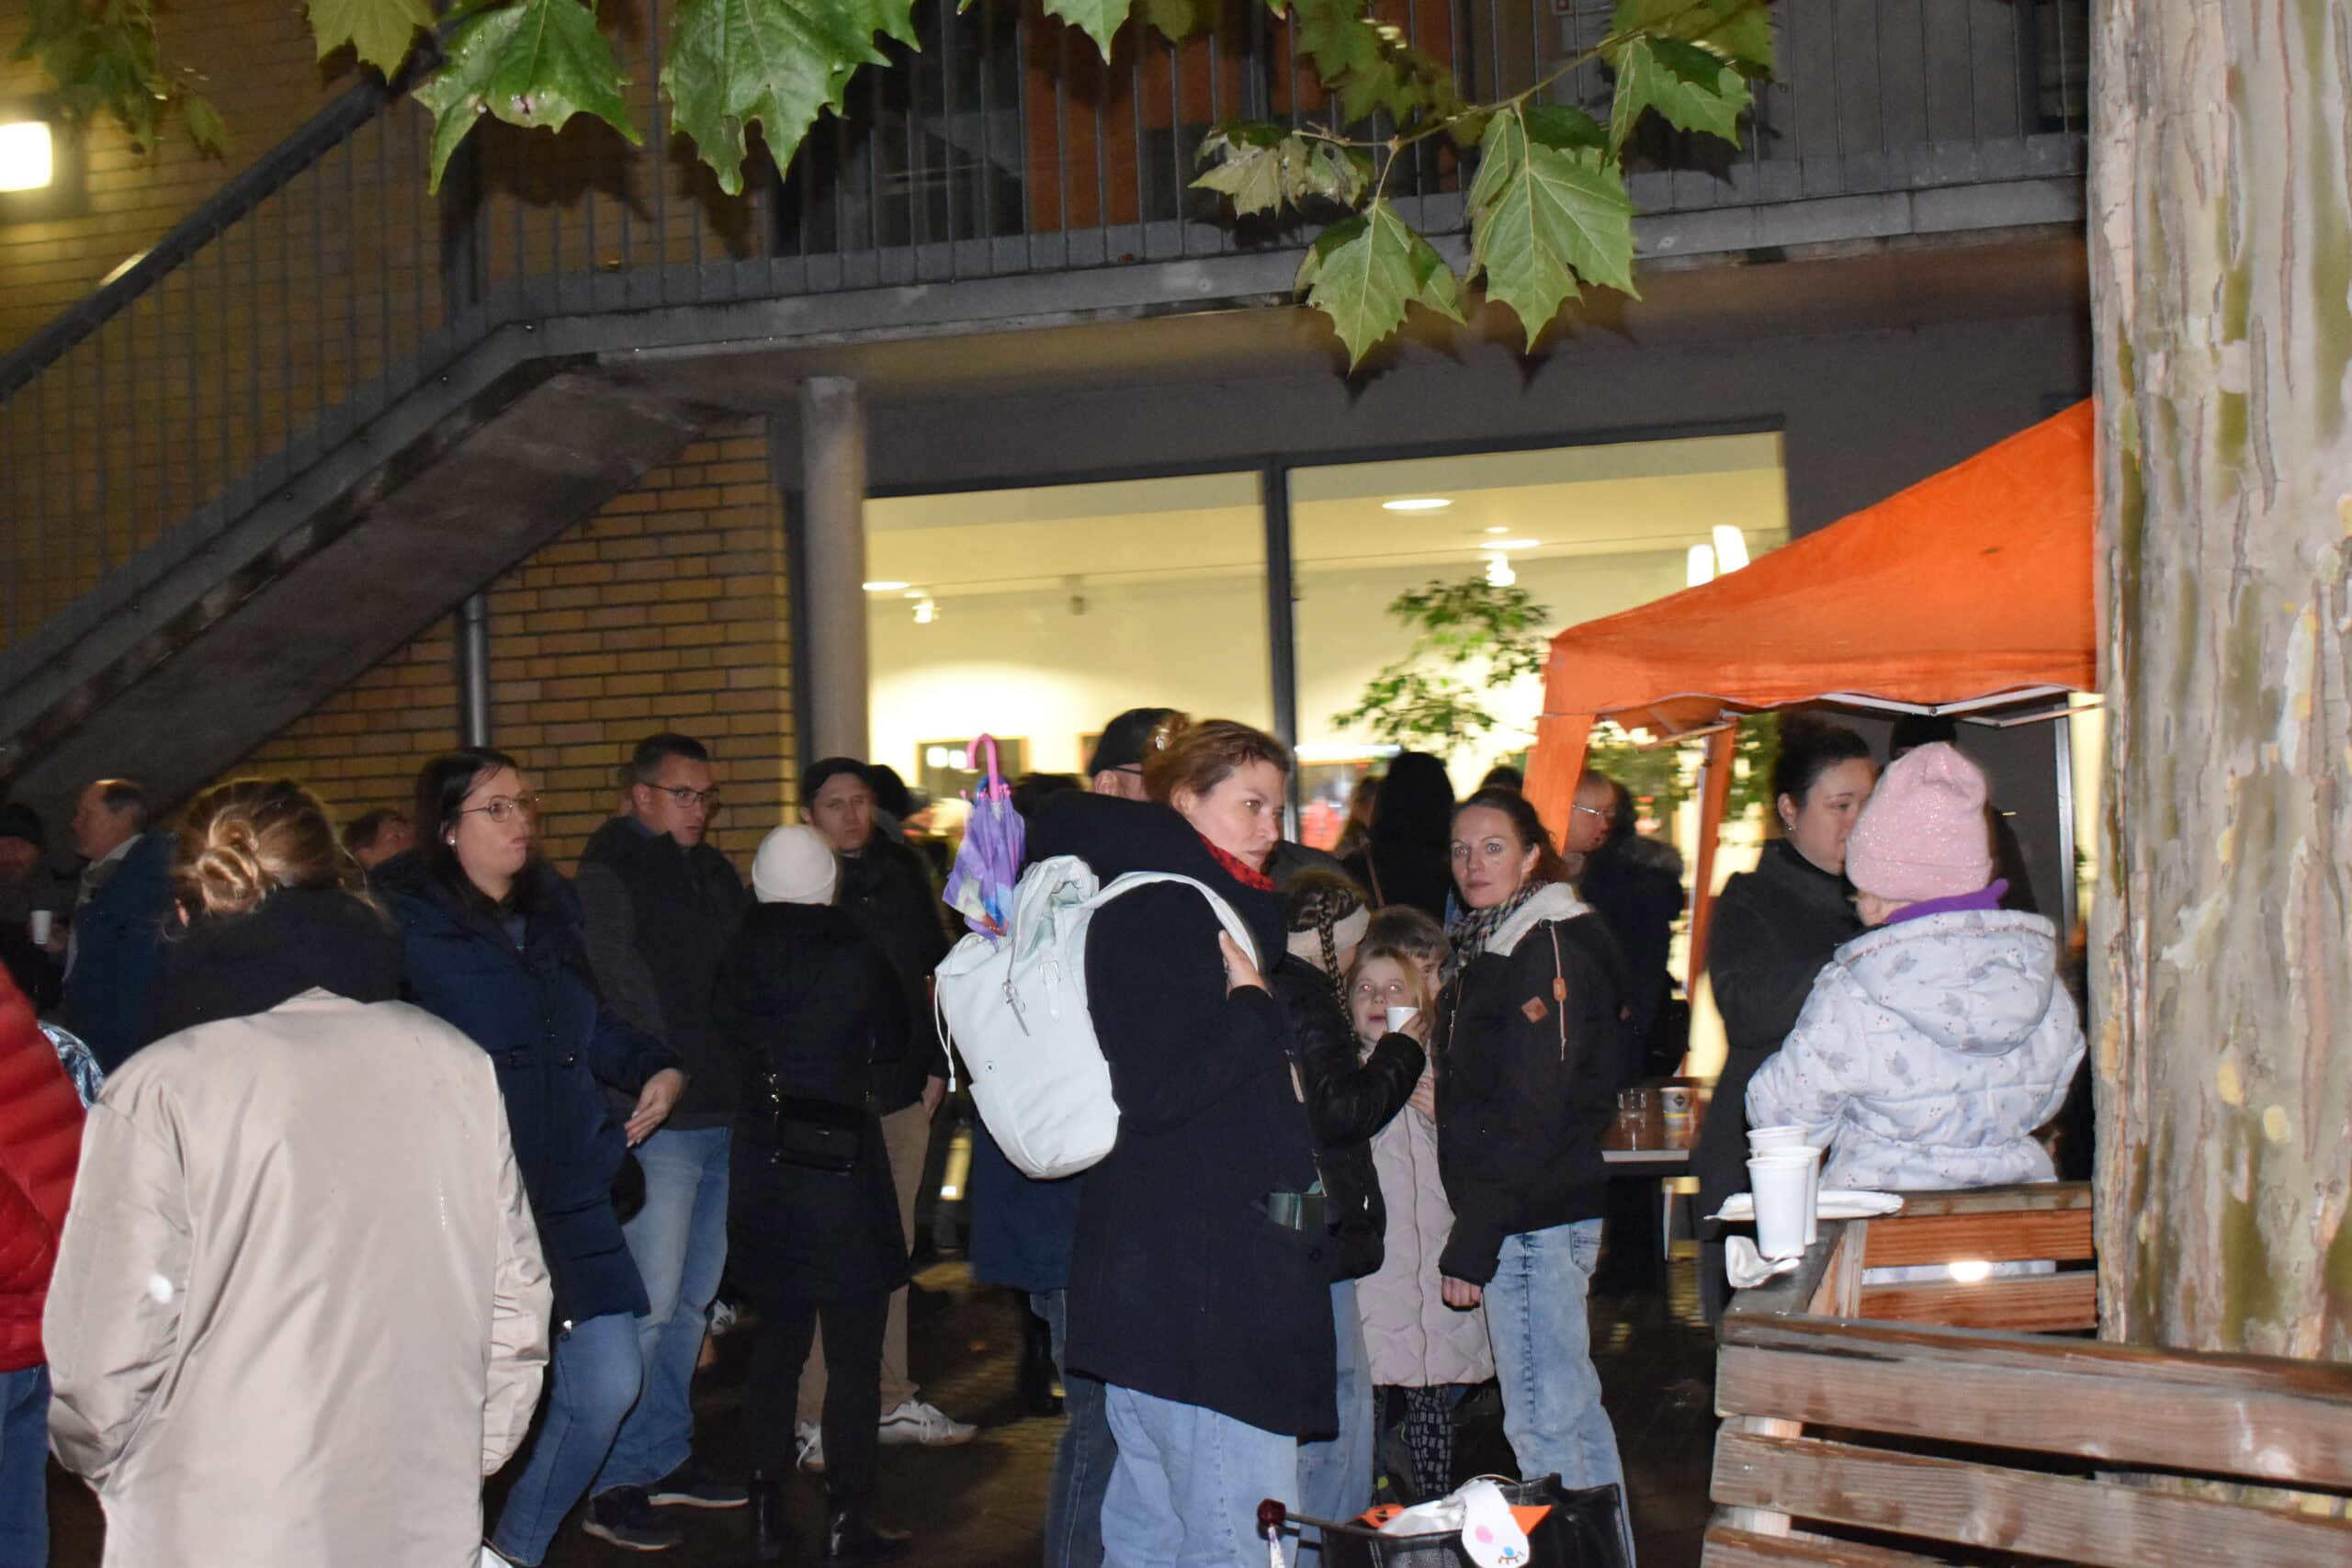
[933,852,1263,1179]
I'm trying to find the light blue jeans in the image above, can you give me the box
[1295,1278,1374,1529]
[0,1365,49,1568]
[1101,1385,1300,1568]
[596,1125,730,1495]
[1033,1288,1114,1568]
[491,1311,645,1565]
[1481,1219,1632,1562]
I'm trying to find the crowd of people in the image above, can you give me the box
[0,700,2085,1568]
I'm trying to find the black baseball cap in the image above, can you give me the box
[1087,708,1178,777]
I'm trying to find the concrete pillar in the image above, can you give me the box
[799,377,871,761]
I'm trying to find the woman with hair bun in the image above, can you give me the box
[1023,715,1328,1566]
[1692,717,1877,1321]
[44,779,553,1568]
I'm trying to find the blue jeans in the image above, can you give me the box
[597,1125,730,1494]
[492,1311,644,1565]
[1101,1385,1299,1568]
[1295,1279,1373,1529]
[0,1365,49,1568]
[1482,1219,1632,1561]
[1034,1288,1114,1568]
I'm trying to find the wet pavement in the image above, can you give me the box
[48,1239,1720,1565]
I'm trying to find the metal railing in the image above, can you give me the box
[0,0,2086,656]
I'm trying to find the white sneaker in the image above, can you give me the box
[795,1419,825,1472]
[877,1397,978,1447]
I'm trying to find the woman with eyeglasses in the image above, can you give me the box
[378,750,685,1568]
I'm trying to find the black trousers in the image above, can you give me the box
[746,1285,890,1513]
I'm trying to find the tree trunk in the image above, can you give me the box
[2090,0,2352,1358]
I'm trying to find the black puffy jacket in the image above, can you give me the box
[1271,956,1423,1283]
[1434,884,1626,1285]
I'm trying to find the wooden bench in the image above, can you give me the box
[1702,1183,2352,1566]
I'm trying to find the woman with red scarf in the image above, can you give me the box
[1022,716,1326,1567]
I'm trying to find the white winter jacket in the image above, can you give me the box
[1358,1093,1495,1389]
[1746,908,2085,1192]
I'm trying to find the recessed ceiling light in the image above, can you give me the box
[1687,545,1716,588]
[1485,538,1542,551]
[1485,525,1510,535]
[862,580,910,592]
[1382,497,1452,513]
[1712,524,1752,572]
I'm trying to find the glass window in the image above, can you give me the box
[1288,433,1791,842]
[865,472,1272,784]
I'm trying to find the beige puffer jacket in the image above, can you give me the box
[1357,1088,1494,1389]
[45,990,551,1568]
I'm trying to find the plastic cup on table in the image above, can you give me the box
[1747,1124,1809,1156]
[1747,1153,1815,1259]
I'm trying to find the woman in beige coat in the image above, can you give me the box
[44,779,552,1567]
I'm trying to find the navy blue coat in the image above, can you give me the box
[379,852,678,1325]
[62,832,174,1073]
[1028,791,1335,1440]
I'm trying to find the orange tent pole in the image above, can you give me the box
[1685,726,1737,988]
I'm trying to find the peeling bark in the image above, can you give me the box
[2091,0,2352,1357]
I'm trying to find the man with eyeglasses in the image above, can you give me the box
[574,733,751,1543]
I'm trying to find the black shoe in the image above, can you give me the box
[582,1486,684,1552]
[825,1509,911,1560]
[648,1459,749,1509]
[748,1472,792,1563]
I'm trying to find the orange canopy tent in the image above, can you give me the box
[1523,400,2097,981]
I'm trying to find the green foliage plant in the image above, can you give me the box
[1331,573,1550,760]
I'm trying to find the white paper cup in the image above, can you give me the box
[1385,1006,1419,1033]
[1747,1124,1808,1155]
[1751,1146,1825,1245]
[1747,1155,1814,1259]
[27,909,50,945]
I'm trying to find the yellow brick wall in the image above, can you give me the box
[222,423,797,874]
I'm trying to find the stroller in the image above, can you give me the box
[1257,1474,1632,1567]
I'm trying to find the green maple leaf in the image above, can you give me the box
[1611,0,1774,74]
[415,0,640,191]
[1609,33,1747,149]
[1136,0,1215,41]
[1047,0,1134,60]
[1466,107,1636,348]
[662,0,921,193]
[1193,124,1368,215]
[307,0,433,74]
[1295,199,1464,368]
[1521,102,1606,153]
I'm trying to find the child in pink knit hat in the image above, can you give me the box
[1843,741,1998,924]
[1744,740,2084,1201]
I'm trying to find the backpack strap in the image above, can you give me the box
[1086,871,1264,971]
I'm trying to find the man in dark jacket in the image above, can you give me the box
[797,758,973,1463]
[0,806,62,1011]
[1569,772,1688,1081]
[61,779,173,1073]
[575,733,750,1537]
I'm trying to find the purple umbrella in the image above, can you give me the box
[944,734,1023,937]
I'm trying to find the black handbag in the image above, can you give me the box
[773,1093,865,1173]
[1269,1475,1630,1568]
